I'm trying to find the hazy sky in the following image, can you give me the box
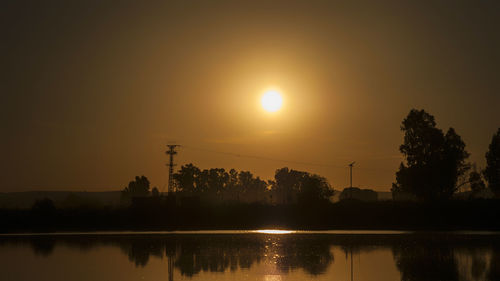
[1,1,499,192]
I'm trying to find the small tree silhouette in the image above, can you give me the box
[31,198,56,214]
[151,187,160,197]
[121,176,151,202]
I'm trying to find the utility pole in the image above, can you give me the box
[349,162,355,199]
[166,144,180,194]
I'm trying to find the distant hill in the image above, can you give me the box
[0,191,122,209]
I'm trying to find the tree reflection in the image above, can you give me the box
[273,236,334,275]
[3,233,500,280]
[393,244,459,281]
[28,234,333,276]
[122,239,164,267]
[173,236,265,276]
[30,237,56,257]
[489,248,500,281]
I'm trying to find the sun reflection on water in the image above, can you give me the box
[264,274,283,281]
[253,229,295,234]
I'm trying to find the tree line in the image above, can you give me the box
[122,166,333,205]
[121,108,499,204]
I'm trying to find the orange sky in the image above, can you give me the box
[1,1,499,192]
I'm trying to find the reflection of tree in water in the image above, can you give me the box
[30,237,56,257]
[174,235,334,276]
[393,243,459,281]
[392,236,500,281]
[120,235,334,276]
[6,233,500,280]
[271,236,334,275]
[173,236,265,276]
[489,248,500,281]
[456,248,489,280]
[122,239,164,267]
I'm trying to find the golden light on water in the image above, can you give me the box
[253,229,295,234]
[261,90,283,112]
[264,275,283,281]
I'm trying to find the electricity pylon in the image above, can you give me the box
[166,144,180,194]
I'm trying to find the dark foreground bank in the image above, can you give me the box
[1,199,500,233]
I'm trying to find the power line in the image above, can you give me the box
[183,145,345,168]
[181,145,395,172]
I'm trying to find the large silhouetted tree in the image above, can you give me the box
[274,167,300,204]
[121,176,151,202]
[392,109,469,201]
[484,128,500,197]
[272,167,333,204]
[297,174,333,205]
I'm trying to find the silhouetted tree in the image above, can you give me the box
[239,172,268,203]
[272,167,333,204]
[392,109,469,201]
[206,168,229,201]
[469,165,486,197]
[174,164,270,204]
[484,128,500,197]
[121,176,151,202]
[226,168,240,201]
[174,164,201,195]
[31,198,56,213]
[237,171,254,199]
[443,128,471,189]
[274,167,302,204]
[151,187,160,197]
[297,174,333,205]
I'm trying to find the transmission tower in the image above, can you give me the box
[166,144,180,194]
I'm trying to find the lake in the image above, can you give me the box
[1,230,499,281]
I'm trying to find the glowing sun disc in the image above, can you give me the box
[261,90,283,112]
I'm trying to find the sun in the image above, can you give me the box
[261,90,283,112]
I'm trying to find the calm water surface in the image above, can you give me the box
[1,231,499,281]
